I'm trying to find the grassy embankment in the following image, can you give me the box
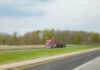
[0,45,100,65]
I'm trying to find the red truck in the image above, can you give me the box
[45,38,66,48]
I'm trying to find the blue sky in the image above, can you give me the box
[0,0,100,35]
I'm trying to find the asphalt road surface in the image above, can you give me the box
[74,56,100,70]
[8,50,100,70]
[0,48,44,52]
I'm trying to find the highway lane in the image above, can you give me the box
[0,48,44,52]
[8,50,100,70]
[74,56,100,70]
[0,46,80,52]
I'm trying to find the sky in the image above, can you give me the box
[0,0,100,35]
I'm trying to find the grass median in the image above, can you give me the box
[0,45,100,65]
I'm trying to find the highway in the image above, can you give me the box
[74,56,100,70]
[8,50,100,70]
[0,48,44,52]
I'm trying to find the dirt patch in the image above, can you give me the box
[0,45,45,50]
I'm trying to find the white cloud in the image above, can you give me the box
[0,0,100,34]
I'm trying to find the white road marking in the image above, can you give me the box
[73,60,92,70]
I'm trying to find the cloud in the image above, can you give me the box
[0,0,100,34]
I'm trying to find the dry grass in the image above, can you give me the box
[0,45,45,50]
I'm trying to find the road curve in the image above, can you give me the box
[8,50,100,70]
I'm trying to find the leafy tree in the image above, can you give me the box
[12,32,18,45]
[74,33,82,44]
[90,33,100,43]
[5,35,12,45]
[0,33,3,45]
[0,30,100,45]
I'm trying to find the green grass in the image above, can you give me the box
[67,44,82,46]
[0,45,100,65]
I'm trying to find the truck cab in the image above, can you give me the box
[45,38,66,48]
[45,38,55,48]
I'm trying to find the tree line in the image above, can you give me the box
[0,29,100,45]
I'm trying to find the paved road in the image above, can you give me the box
[8,50,100,70]
[0,48,44,52]
[74,56,100,70]
[0,46,79,52]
